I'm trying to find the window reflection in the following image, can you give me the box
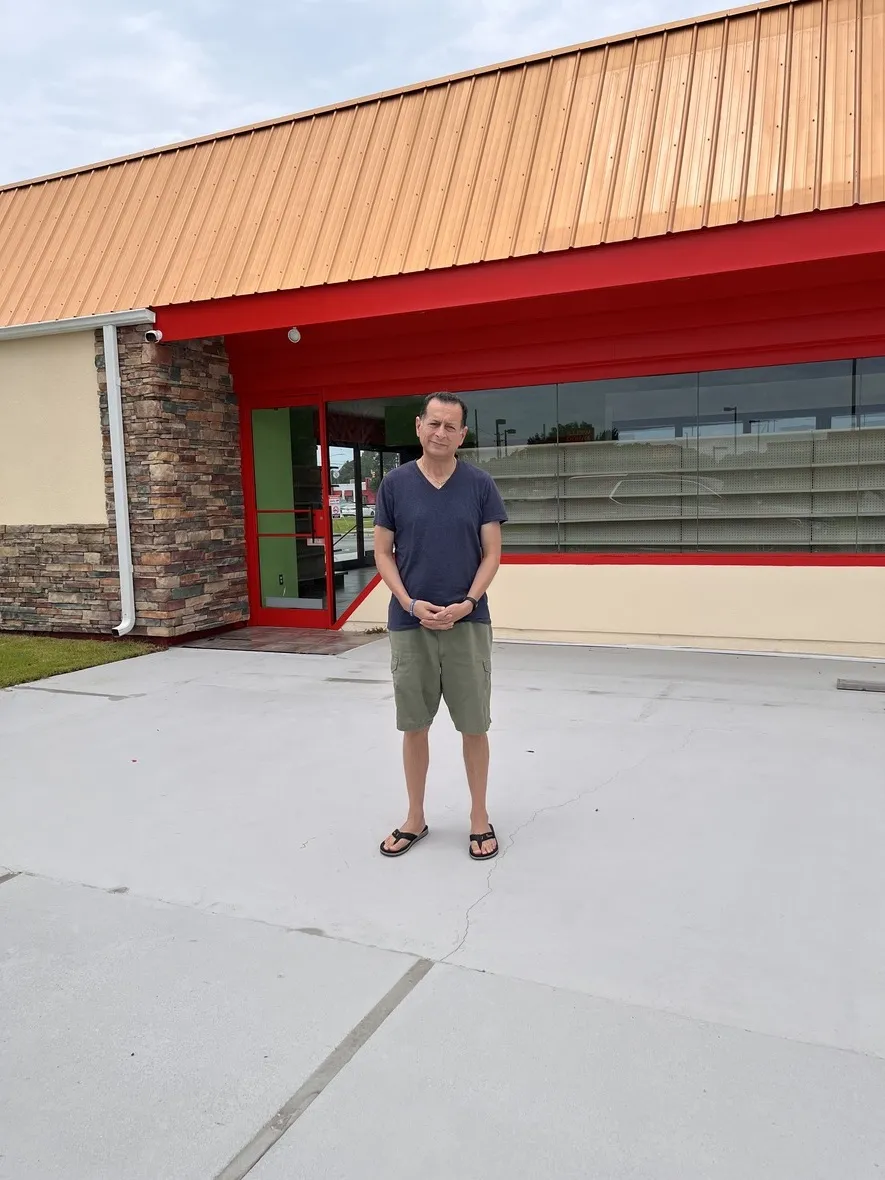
[556,375,699,552]
[329,357,885,556]
[459,385,557,552]
[696,363,856,552]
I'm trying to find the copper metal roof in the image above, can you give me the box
[1,0,883,328]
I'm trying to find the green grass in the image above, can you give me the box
[0,635,159,689]
[332,516,375,535]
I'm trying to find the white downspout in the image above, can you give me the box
[0,308,155,637]
[102,323,136,636]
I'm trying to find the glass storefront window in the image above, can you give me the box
[459,385,557,553]
[328,357,885,556]
[697,363,855,552]
[556,375,699,553]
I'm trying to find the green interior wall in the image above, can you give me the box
[252,409,298,603]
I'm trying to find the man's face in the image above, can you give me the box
[416,399,468,458]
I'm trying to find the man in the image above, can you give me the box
[374,392,508,862]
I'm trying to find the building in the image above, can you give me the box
[1,0,885,655]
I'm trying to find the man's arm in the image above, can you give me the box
[373,526,445,624]
[373,526,411,611]
[468,521,503,601]
[435,522,503,625]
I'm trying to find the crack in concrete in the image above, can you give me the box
[637,681,676,722]
[442,729,695,964]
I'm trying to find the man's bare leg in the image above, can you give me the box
[383,729,430,853]
[463,733,497,855]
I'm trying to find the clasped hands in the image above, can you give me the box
[411,599,474,630]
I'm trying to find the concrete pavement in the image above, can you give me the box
[2,640,884,1177]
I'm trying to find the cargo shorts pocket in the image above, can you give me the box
[443,651,493,735]
[390,641,442,732]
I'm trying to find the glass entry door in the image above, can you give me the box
[250,405,333,626]
[328,443,403,618]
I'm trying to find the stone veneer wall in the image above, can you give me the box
[0,327,249,637]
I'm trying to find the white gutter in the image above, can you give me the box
[0,309,154,341]
[0,309,155,636]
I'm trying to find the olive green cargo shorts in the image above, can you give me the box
[389,622,493,734]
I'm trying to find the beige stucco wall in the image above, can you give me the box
[0,331,107,526]
[344,563,885,658]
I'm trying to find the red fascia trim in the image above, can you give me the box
[500,553,885,567]
[333,574,383,629]
[154,205,885,341]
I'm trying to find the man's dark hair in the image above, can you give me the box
[420,391,468,429]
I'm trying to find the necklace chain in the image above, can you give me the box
[418,457,455,488]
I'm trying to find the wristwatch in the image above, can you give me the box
[463,596,479,612]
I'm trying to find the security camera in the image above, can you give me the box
[144,329,163,343]
[287,327,302,344]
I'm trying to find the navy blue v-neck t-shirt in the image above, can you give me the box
[374,460,508,631]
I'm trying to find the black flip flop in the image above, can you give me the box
[469,824,498,861]
[380,825,429,858]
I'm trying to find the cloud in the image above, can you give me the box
[0,0,715,185]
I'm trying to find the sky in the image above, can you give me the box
[1,0,718,187]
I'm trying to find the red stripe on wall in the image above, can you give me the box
[500,553,885,567]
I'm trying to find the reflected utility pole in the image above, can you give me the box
[724,405,738,453]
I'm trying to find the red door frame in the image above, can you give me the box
[240,399,340,629]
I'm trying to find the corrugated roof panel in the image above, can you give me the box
[93,155,172,314]
[400,83,473,273]
[638,28,696,237]
[381,88,466,279]
[288,109,361,288]
[511,54,580,256]
[743,6,790,222]
[272,113,340,291]
[303,103,382,286]
[540,49,608,253]
[671,21,726,232]
[186,134,271,298]
[373,92,441,277]
[860,0,885,204]
[12,167,93,324]
[820,0,857,209]
[205,128,285,298]
[574,40,636,248]
[780,0,823,215]
[483,59,553,261]
[708,13,758,227]
[458,66,529,265]
[71,162,149,317]
[336,96,418,281]
[1,179,61,323]
[606,34,668,242]
[229,122,297,296]
[428,71,500,270]
[154,139,237,304]
[1,0,883,327]
[248,117,320,294]
[114,149,194,310]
